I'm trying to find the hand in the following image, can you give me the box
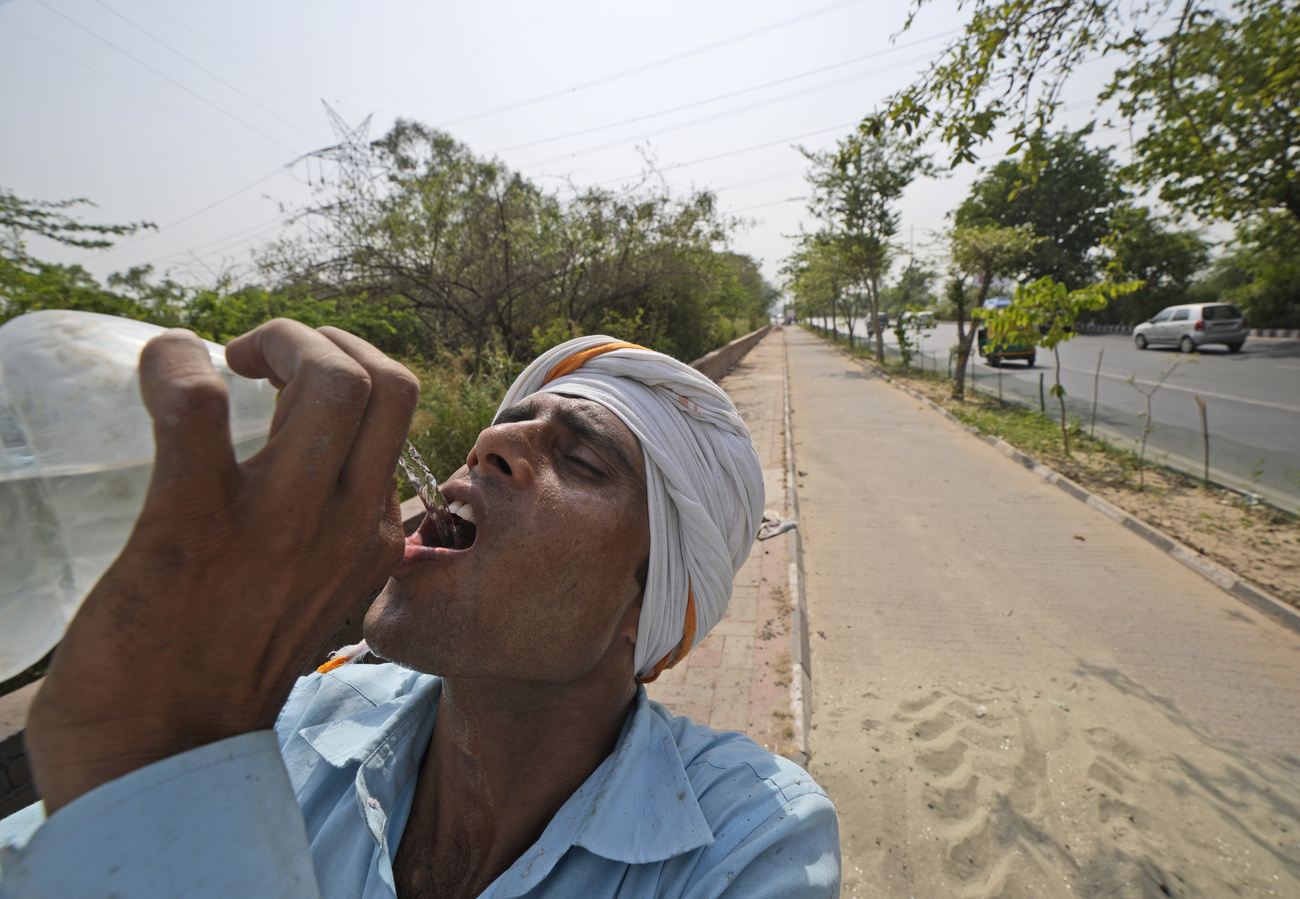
[25,320,419,813]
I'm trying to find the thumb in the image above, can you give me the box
[138,330,238,493]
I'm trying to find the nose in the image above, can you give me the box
[465,420,539,488]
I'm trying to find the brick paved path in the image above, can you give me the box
[645,330,800,758]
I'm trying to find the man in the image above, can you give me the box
[0,320,839,897]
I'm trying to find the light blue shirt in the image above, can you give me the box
[1,663,839,897]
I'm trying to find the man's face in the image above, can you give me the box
[365,392,650,684]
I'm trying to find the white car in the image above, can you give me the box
[1132,303,1248,353]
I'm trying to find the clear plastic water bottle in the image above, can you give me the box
[0,310,276,680]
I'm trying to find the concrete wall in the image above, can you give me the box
[690,325,772,382]
[0,324,775,816]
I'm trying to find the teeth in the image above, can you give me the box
[447,500,475,524]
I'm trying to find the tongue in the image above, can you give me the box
[408,509,475,553]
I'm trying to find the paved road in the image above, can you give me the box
[815,318,1300,511]
[786,327,1300,897]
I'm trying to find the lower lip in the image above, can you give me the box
[397,537,468,569]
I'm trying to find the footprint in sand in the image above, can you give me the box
[881,687,1300,897]
[892,687,1059,895]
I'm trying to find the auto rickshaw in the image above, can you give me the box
[976,296,1037,367]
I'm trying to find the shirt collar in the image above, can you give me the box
[295,675,714,888]
[489,686,715,899]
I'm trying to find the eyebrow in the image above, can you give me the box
[498,397,641,479]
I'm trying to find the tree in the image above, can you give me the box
[1108,0,1300,227]
[869,0,1197,166]
[873,0,1297,235]
[800,130,934,362]
[1193,213,1300,328]
[997,276,1139,453]
[263,119,749,363]
[782,232,854,343]
[1,188,156,326]
[953,129,1126,290]
[868,0,1190,164]
[947,224,1042,399]
[1,187,151,255]
[877,262,936,315]
[1098,206,1209,324]
[0,258,152,325]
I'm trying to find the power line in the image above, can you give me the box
[582,120,858,188]
[3,19,278,168]
[520,50,940,169]
[148,214,289,268]
[385,0,578,113]
[729,196,807,214]
[438,0,871,128]
[31,0,299,153]
[717,168,808,192]
[138,0,305,111]
[92,0,320,144]
[490,29,959,156]
[95,167,296,258]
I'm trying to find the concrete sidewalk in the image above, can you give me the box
[645,330,802,760]
[784,326,1300,897]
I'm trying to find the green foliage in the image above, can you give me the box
[0,189,160,326]
[184,285,426,356]
[935,276,976,322]
[1,256,155,325]
[1193,212,1300,328]
[262,119,768,365]
[5,121,774,368]
[1001,277,1128,350]
[873,0,1296,238]
[878,263,936,314]
[781,232,855,340]
[869,0,1178,167]
[953,129,1126,290]
[401,351,516,498]
[1097,206,1210,324]
[995,276,1140,452]
[797,129,934,360]
[949,224,1042,306]
[1108,0,1300,226]
[890,308,935,367]
[1,186,152,253]
[946,223,1042,398]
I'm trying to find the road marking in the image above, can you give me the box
[1057,365,1300,414]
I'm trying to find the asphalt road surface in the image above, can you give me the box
[816,319,1300,511]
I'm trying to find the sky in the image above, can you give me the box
[0,0,1143,293]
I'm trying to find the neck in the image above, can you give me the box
[393,671,638,899]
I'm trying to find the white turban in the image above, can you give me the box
[496,336,765,681]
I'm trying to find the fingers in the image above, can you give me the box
[316,326,420,500]
[225,319,373,498]
[139,330,238,493]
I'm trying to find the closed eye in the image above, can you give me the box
[565,453,605,479]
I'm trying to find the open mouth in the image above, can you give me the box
[404,500,477,560]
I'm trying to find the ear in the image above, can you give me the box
[617,595,642,646]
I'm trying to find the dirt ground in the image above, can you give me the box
[891,371,1300,611]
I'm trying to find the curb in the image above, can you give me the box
[780,330,813,768]
[822,336,1300,639]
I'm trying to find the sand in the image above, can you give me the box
[812,668,1300,897]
